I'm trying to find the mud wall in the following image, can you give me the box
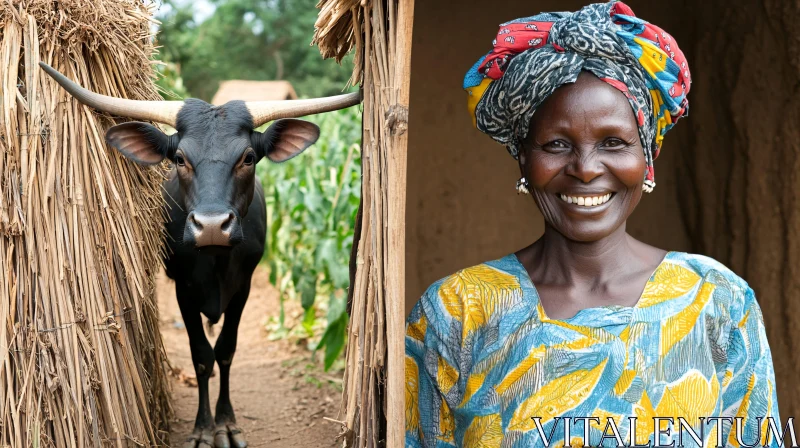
[670,1,800,419]
[406,0,800,418]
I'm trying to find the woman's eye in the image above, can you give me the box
[243,153,255,165]
[603,138,626,149]
[543,140,570,151]
[175,155,185,166]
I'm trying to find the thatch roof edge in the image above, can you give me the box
[313,0,364,87]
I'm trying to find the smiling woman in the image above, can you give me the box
[405,2,781,447]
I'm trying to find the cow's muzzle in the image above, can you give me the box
[186,210,241,247]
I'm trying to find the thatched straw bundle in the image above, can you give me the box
[314,0,413,446]
[0,0,171,446]
[313,0,364,87]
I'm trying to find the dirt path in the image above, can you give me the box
[156,266,344,447]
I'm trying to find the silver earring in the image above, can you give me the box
[516,177,530,195]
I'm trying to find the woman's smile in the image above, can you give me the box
[557,192,614,207]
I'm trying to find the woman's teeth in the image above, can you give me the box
[558,193,612,207]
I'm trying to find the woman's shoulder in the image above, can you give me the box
[665,251,750,289]
[663,251,756,318]
[409,254,526,322]
[420,253,525,296]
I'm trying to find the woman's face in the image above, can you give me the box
[519,72,646,242]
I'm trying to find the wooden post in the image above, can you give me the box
[386,1,414,447]
[312,1,415,445]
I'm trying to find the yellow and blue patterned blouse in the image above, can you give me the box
[405,252,780,447]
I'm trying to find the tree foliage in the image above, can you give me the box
[155,0,355,100]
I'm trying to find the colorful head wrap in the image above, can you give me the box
[463,1,690,191]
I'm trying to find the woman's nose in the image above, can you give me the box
[565,152,604,183]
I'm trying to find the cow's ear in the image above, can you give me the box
[105,122,177,165]
[252,119,320,163]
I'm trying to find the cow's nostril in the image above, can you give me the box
[189,213,202,229]
[220,212,235,232]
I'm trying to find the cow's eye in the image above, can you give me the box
[175,154,186,167]
[243,153,255,166]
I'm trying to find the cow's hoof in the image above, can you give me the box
[183,428,214,448]
[214,424,247,448]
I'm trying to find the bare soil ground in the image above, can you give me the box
[156,266,344,447]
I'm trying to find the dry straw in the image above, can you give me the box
[0,0,171,446]
[314,0,413,446]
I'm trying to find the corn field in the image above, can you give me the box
[258,106,362,370]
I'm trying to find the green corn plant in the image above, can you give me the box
[258,106,361,371]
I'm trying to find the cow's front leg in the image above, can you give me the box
[212,283,249,448]
[177,283,216,448]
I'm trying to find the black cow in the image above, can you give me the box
[39,62,360,448]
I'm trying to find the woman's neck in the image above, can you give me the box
[522,222,650,285]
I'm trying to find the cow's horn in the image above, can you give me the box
[39,62,183,127]
[245,90,362,128]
